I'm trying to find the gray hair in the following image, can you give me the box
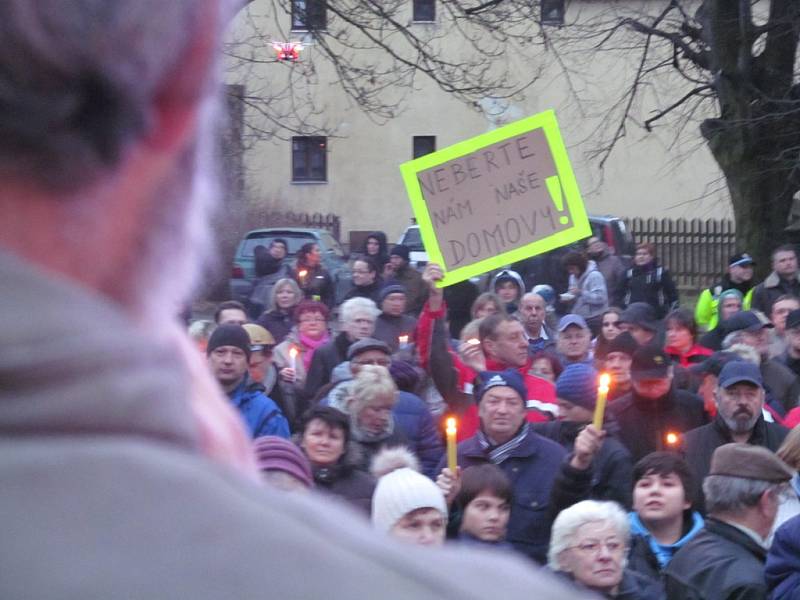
[269,278,302,312]
[722,342,761,365]
[0,1,215,190]
[188,319,216,341]
[345,365,397,416]
[339,297,380,324]
[547,500,630,571]
[703,475,782,515]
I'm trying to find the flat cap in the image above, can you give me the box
[347,337,391,360]
[709,443,793,482]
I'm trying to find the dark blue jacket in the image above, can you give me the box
[436,427,566,563]
[767,514,800,600]
[228,378,290,439]
[393,391,444,478]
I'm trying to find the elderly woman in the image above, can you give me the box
[297,405,376,513]
[549,500,665,599]
[273,300,330,426]
[339,365,405,470]
[302,296,380,397]
[257,277,302,345]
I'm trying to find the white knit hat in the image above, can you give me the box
[371,467,448,534]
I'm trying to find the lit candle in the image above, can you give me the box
[298,269,308,283]
[289,346,298,373]
[593,373,611,430]
[445,417,458,473]
[398,334,409,346]
[466,338,480,346]
[665,431,679,447]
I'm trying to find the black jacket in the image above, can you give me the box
[554,568,665,600]
[664,518,768,600]
[342,279,383,304]
[292,265,335,308]
[752,271,800,316]
[256,309,294,345]
[310,442,376,514]
[681,415,788,514]
[608,386,707,463]
[619,261,678,318]
[533,420,633,511]
[302,332,352,400]
[373,313,417,352]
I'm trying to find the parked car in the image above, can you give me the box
[229,227,352,306]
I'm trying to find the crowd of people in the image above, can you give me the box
[6,2,800,597]
[191,237,800,599]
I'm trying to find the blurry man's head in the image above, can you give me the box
[214,301,248,326]
[347,338,392,375]
[770,295,800,335]
[0,2,228,327]
[269,239,288,260]
[206,324,252,391]
[242,323,275,384]
[727,253,754,284]
[555,364,598,423]
[389,245,410,269]
[587,236,607,258]
[476,370,527,443]
[772,245,798,279]
[785,309,800,357]
[721,311,774,358]
[619,303,658,347]
[631,346,672,400]
[479,314,529,368]
[379,285,407,317]
[603,331,638,385]
[632,452,694,528]
[556,315,591,362]
[715,361,765,435]
[519,293,546,336]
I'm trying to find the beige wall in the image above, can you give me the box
[226,0,731,244]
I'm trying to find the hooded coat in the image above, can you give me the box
[570,260,609,321]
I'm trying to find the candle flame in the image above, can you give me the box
[466,338,480,346]
[289,347,298,358]
[446,417,457,434]
[665,432,679,446]
[398,335,409,344]
[599,372,611,392]
[299,269,308,278]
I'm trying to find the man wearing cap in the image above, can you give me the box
[536,364,633,510]
[555,314,593,366]
[721,311,800,413]
[752,244,800,316]
[601,331,639,400]
[665,443,793,600]
[207,324,290,439]
[619,302,660,347]
[695,253,756,332]
[436,369,566,563]
[384,245,426,315]
[518,292,554,353]
[681,361,788,514]
[690,351,740,418]
[243,323,296,430]
[608,346,706,462]
[372,283,417,352]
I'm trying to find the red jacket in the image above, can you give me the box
[664,343,713,368]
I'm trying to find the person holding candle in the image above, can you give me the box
[435,369,566,563]
[273,300,331,429]
[538,364,633,512]
[291,242,335,308]
[372,283,417,353]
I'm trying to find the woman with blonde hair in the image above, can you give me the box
[257,277,302,344]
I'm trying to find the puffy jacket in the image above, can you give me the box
[608,386,706,463]
[227,377,290,439]
[436,426,566,563]
[766,514,800,600]
[694,276,754,332]
[571,261,609,320]
[664,518,769,600]
[619,261,678,318]
[681,415,788,514]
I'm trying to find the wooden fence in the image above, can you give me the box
[623,218,737,292]
[246,208,341,241]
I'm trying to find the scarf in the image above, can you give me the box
[299,331,330,371]
[476,423,530,464]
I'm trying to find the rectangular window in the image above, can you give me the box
[540,0,565,26]
[413,136,436,158]
[292,136,327,182]
[413,0,435,22]
[292,0,326,31]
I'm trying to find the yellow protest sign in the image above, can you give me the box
[400,110,591,286]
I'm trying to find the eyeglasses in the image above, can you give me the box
[570,540,624,554]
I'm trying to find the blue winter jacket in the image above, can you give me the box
[228,377,290,439]
[393,391,444,478]
[766,513,800,600]
[435,427,566,563]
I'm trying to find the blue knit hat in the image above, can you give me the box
[378,283,407,304]
[555,364,598,410]
[476,369,527,403]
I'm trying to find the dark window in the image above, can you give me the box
[413,0,435,22]
[292,136,327,182]
[292,0,326,31]
[413,136,436,158]
[540,0,565,26]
